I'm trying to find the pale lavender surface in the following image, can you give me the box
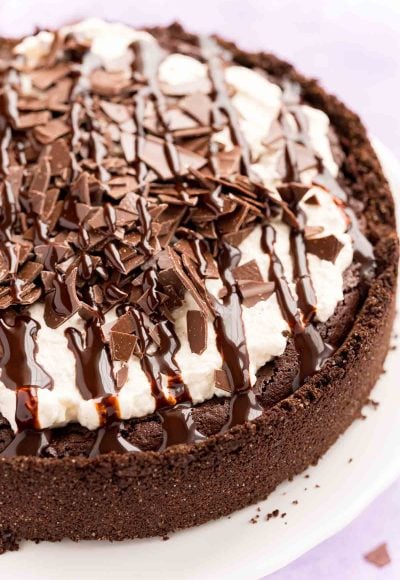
[0,1,399,577]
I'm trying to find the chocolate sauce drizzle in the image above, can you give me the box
[0,315,53,456]
[201,37,252,178]
[0,28,375,457]
[0,388,51,457]
[66,318,138,456]
[0,313,53,390]
[281,88,375,280]
[262,226,332,389]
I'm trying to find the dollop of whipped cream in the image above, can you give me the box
[0,19,352,432]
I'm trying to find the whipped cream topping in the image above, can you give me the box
[0,19,354,435]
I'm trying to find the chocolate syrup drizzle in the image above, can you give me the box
[261,226,332,389]
[0,29,375,457]
[0,315,53,456]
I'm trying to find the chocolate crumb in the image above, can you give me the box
[364,543,391,568]
[265,509,280,521]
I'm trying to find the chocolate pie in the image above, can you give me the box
[0,18,397,552]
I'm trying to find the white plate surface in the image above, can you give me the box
[1,139,399,580]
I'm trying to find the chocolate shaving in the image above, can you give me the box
[214,369,231,392]
[48,139,71,175]
[30,64,70,90]
[232,260,263,284]
[187,310,207,355]
[239,280,275,307]
[110,331,137,362]
[166,248,208,314]
[180,92,212,125]
[17,111,51,129]
[100,101,130,124]
[44,267,80,328]
[305,235,344,263]
[138,136,207,180]
[34,118,70,144]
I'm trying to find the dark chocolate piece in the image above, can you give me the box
[305,234,344,263]
[364,543,391,568]
[186,309,207,355]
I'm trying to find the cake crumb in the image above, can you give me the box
[265,509,280,521]
[249,513,260,524]
[162,535,170,541]
[315,484,320,488]
[281,512,287,518]
[364,543,391,568]
[367,399,379,409]
[348,458,353,463]
[292,500,299,505]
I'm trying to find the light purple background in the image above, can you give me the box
[0,1,399,577]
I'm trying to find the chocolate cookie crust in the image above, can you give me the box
[0,23,398,552]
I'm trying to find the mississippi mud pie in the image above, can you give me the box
[0,19,397,552]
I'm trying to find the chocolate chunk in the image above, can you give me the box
[239,280,275,307]
[278,183,310,205]
[100,101,130,124]
[111,312,135,334]
[48,139,71,175]
[44,267,80,328]
[167,247,208,314]
[108,176,138,200]
[18,261,43,283]
[305,235,344,263]
[180,92,212,125]
[90,70,131,96]
[138,136,207,180]
[110,331,137,362]
[34,118,70,144]
[116,364,129,390]
[46,77,74,108]
[214,369,231,392]
[233,260,264,284]
[17,111,51,129]
[30,64,70,90]
[223,226,253,247]
[304,193,320,205]
[364,543,391,568]
[187,310,207,355]
[29,158,51,193]
[215,147,241,177]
